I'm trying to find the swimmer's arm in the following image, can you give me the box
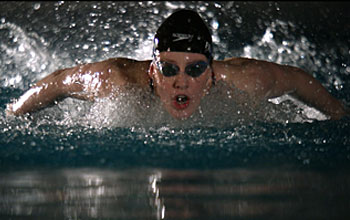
[6,58,149,116]
[6,67,85,116]
[268,63,348,120]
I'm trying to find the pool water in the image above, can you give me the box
[1,2,350,220]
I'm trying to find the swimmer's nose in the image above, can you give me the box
[173,71,189,89]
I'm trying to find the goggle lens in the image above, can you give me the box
[157,61,208,78]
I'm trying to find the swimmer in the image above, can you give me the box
[5,9,349,120]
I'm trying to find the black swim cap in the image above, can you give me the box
[153,9,213,63]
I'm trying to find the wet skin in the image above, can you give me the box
[149,52,213,120]
[6,52,349,120]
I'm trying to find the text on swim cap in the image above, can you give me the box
[172,33,194,42]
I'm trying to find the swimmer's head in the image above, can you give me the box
[153,9,213,63]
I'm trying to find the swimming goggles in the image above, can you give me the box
[155,60,209,78]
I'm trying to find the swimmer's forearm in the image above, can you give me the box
[290,68,347,120]
[7,82,66,116]
[299,90,347,120]
[6,63,106,116]
[6,69,75,116]
[268,64,347,120]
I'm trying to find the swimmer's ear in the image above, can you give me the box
[205,69,215,93]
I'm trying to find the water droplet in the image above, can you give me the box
[345,67,350,74]
[214,3,222,8]
[199,6,207,11]
[33,3,41,10]
[211,20,219,30]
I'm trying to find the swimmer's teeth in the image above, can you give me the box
[177,95,188,103]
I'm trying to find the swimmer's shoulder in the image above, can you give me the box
[212,57,275,81]
[93,57,152,87]
[212,57,277,97]
[65,58,151,98]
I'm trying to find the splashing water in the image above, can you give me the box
[1,4,350,220]
[1,2,342,128]
[0,1,349,153]
[0,22,56,89]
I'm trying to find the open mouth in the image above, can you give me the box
[173,94,190,110]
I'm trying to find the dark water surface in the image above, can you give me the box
[1,2,350,220]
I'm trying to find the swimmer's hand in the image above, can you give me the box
[5,103,12,115]
[326,103,350,120]
[344,107,350,119]
[5,103,16,117]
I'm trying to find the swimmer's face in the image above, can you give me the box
[150,52,213,120]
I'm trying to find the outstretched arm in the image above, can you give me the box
[6,67,84,116]
[268,63,348,120]
[6,58,151,116]
[214,58,348,120]
[5,59,114,116]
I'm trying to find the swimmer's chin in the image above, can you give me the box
[168,110,194,120]
[175,115,191,121]
[163,102,195,120]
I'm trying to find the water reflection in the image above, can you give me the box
[1,168,349,220]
